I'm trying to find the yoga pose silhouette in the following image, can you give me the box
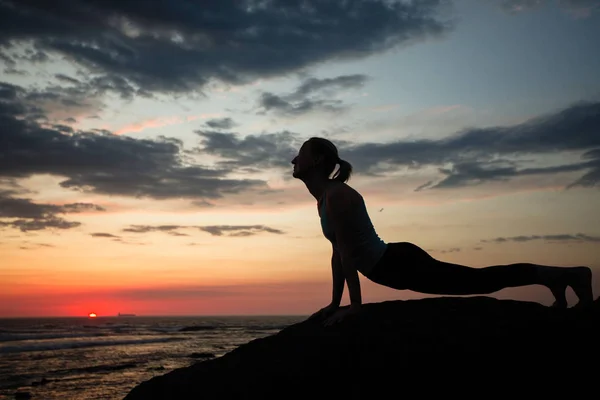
[291,137,594,325]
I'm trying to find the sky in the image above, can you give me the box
[1,0,599,317]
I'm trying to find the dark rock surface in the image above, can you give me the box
[124,296,599,399]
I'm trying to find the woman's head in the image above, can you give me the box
[291,137,353,183]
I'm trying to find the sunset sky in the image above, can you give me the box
[1,0,599,317]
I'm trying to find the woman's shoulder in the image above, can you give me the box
[325,182,362,209]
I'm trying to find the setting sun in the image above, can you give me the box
[88,312,97,318]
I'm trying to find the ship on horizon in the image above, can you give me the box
[117,312,136,317]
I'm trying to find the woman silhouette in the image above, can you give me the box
[291,137,594,325]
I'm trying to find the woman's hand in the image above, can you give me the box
[308,303,339,321]
[323,304,361,326]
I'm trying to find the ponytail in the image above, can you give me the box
[333,158,353,183]
[306,137,352,182]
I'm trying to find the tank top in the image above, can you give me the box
[319,189,387,275]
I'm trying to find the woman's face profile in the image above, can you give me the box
[291,142,314,179]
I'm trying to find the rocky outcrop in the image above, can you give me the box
[124,296,599,399]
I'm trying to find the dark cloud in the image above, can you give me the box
[204,118,237,130]
[257,74,369,117]
[91,232,120,238]
[424,158,594,190]
[427,247,461,254]
[340,100,600,189]
[2,217,80,232]
[195,130,301,171]
[55,74,81,85]
[0,195,104,219]
[198,225,285,237]
[566,148,600,189]
[258,92,345,117]
[0,52,16,67]
[482,233,600,244]
[0,0,451,96]
[19,242,55,250]
[122,224,285,237]
[194,100,600,190]
[122,225,188,236]
[0,82,270,201]
[0,80,106,122]
[91,232,146,244]
[0,191,105,232]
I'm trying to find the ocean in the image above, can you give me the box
[0,315,305,400]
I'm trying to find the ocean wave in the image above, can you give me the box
[57,362,139,375]
[0,336,186,354]
[149,327,188,334]
[83,324,131,329]
[0,332,107,343]
[244,325,291,331]
[178,326,218,332]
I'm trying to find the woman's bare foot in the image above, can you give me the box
[544,266,593,309]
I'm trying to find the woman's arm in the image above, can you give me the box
[331,248,345,306]
[326,188,362,307]
[341,256,362,307]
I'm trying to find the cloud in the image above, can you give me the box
[481,233,600,244]
[114,114,219,135]
[340,100,600,189]
[195,130,301,171]
[0,0,451,96]
[496,0,599,17]
[257,74,369,117]
[427,247,461,253]
[0,190,105,232]
[426,158,593,190]
[194,100,600,190]
[122,225,189,236]
[19,78,121,121]
[18,242,56,250]
[114,116,187,136]
[198,225,285,237]
[122,224,285,237]
[91,232,121,238]
[0,193,104,220]
[0,82,270,201]
[204,118,237,130]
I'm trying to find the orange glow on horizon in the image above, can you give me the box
[88,312,97,318]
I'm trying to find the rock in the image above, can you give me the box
[14,392,32,400]
[124,296,599,399]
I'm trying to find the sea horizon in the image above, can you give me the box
[0,313,308,319]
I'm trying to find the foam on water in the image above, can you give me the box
[0,336,186,354]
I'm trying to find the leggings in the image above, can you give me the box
[365,242,541,295]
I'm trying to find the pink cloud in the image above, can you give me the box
[114,113,221,135]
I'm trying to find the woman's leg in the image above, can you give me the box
[367,242,593,308]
